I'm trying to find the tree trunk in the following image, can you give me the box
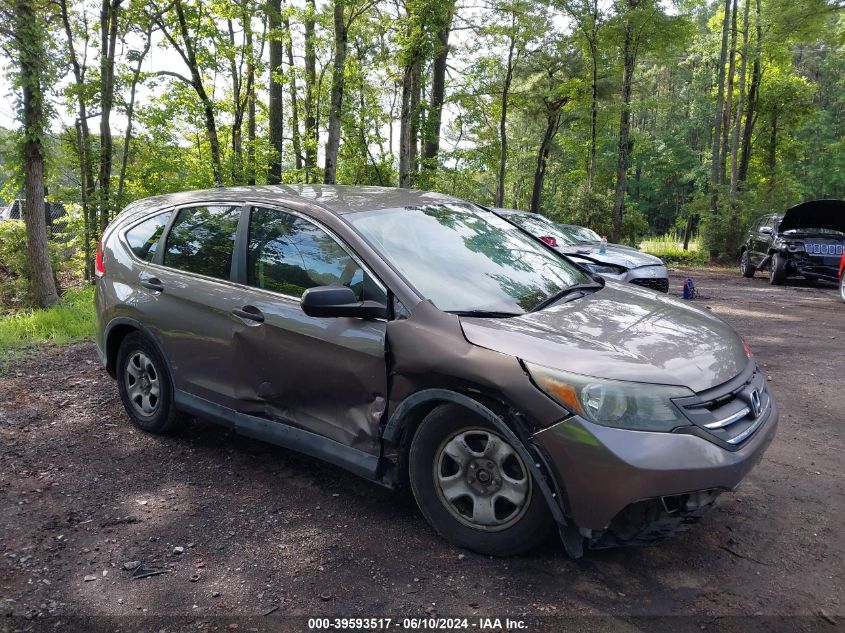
[174,0,223,185]
[59,0,96,280]
[729,0,750,201]
[304,0,318,179]
[398,60,416,188]
[495,25,516,208]
[421,5,454,174]
[720,0,738,185]
[246,17,256,186]
[587,0,599,189]
[725,0,751,256]
[409,61,421,179]
[323,0,348,185]
[117,28,151,208]
[708,0,732,220]
[16,0,59,307]
[99,0,122,230]
[267,0,284,184]
[530,103,565,214]
[767,108,778,190]
[738,0,761,184]
[227,18,245,183]
[611,3,637,243]
[283,15,303,170]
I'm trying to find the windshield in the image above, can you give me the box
[348,203,592,313]
[558,224,601,242]
[501,213,577,247]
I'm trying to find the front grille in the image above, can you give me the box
[673,364,770,446]
[630,277,669,293]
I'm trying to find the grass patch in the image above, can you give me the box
[640,234,708,266]
[0,285,95,351]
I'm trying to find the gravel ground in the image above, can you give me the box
[1,268,843,632]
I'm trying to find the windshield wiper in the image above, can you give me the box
[448,310,522,318]
[531,282,603,312]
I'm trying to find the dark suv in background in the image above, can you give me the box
[740,200,845,285]
[95,185,777,558]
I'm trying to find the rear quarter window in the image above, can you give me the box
[125,212,172,262]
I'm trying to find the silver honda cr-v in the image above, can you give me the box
[95,185,777,557]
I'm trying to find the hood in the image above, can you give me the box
[459,283,748,393]
[779,199,845,234]
[559,243,664,269]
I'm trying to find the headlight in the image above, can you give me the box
[525,362,693,431]
[584,262,626,275]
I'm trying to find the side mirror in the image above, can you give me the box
[300,285,388,319]
[759,226,773,235]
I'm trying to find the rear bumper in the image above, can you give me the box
[532,398,778,530]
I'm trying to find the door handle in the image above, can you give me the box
[232,305,264,323]
[139,276,164,292]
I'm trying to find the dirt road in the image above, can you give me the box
[1,268,843,631]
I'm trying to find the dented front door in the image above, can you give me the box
[231,206,388,455]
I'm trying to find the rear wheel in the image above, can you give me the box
[116,332,182,434]
[739,250,754,278]
[769,253,787,285]
[408,404,553,556]
[840,272,845,303]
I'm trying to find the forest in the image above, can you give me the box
[0,0,843,308]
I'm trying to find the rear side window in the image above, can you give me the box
[163,205,241,280]
[247,206,364,299]
[125,212,171,262]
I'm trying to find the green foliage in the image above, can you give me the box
[0,220,69,306]
[640,233,708,266]
[0,286,95,351]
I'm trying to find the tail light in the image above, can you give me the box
[95,238,105,277]
[539,236,558,248]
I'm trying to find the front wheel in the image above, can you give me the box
[408,404,553,556]
[840,272,845,303]
[739,250,754,278]
[769,253,787,285]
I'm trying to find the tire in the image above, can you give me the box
[116,332,182,434]
[769,253,787,285]
[840,273,845,303]
[739,250,754,278]
[408,404,553,556]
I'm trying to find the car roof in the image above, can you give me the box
[120,185,462,219]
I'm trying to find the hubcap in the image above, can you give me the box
[124,351,160,417]
[433,428,531,532]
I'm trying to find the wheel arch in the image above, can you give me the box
[103,318,172,387]
[381,388,568,526]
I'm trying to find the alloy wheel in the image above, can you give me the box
[124,351,161,417]
[433,428,531,532]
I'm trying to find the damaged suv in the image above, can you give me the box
[96,185,777,557]
[739,199,845,285]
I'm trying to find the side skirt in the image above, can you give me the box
[174,390,381,482]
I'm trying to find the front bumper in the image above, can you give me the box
[598,264,669,292]
[531,397,778,531]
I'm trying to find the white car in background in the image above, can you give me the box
[495,209,669,293]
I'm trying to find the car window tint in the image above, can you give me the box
[247,207,364,299]
[163,205,240,280]
[125,212,172,262]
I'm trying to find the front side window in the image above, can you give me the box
[349,204,592,313]
[163,205,241,280]
[125,212,172,262]
[247,206,364,299]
